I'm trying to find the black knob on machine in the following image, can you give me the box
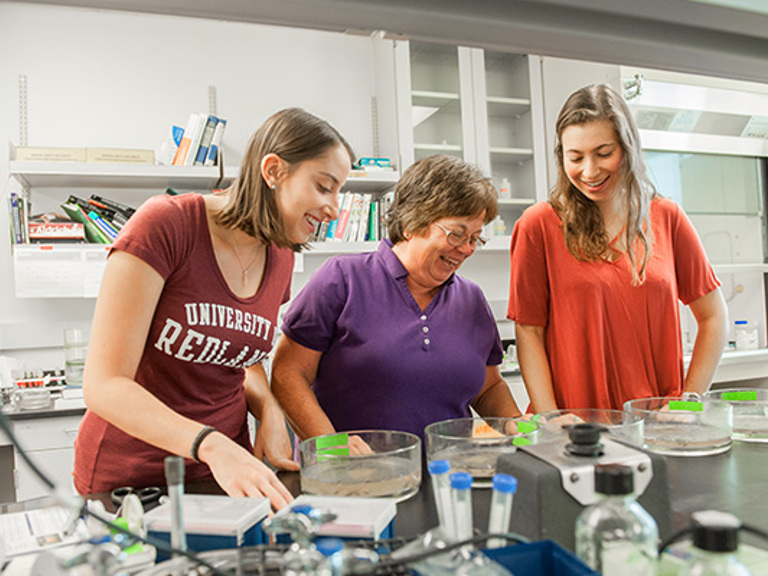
[565,423,607,457]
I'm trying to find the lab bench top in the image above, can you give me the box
[0,390,86,421]
[64,441,768,547]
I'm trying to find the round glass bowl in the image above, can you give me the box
[624,396,733,457]
[704,389,768,443]
[11,388,52,411]
[536,408,644,447]
[299,430,421,501]
[424,417,538,487]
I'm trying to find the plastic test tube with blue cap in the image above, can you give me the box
[450,472,474,542]
[487,474,518,548]
[428,460,456,541]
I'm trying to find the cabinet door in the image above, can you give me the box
[477,51,549,235]
[15,447,76,502]
[395,42,548,237]
[395,41,476,168]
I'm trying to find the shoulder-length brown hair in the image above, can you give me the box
[550,84,657,284]
[386,154,498,244]
[216,107,354,252]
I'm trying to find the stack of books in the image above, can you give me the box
[60,195,136,244]
[310,191,394,244]
[172,113,227,167]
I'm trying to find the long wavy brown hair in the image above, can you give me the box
[550,84,657,284]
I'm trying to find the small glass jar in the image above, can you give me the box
[734,320,758,351]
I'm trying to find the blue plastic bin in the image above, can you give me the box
[483,540,599,576]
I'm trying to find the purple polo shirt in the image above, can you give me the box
[281,239,503,439]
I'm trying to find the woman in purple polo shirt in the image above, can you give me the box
[271,154,523,441]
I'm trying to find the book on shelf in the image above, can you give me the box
[368,200,379,243]
[357,195,372,242]
[183,113,208,167]
[193,115,219,166]
[14,146,87,163]
[333,192,354,241]
[204,118,227,166]
[85,147,155,164]
[7,192,24,244]
[172,113,202,166]
[344,194,364,242]
[28,212,85,243]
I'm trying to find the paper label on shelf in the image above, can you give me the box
[13,247,108,298]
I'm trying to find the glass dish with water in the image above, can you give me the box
[424,417,538,488]
[299,429,421,502]
[704,388,768,442]
[624,396,733,457]
[536,408,644,447]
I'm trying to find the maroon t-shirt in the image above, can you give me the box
[74,193,293,493]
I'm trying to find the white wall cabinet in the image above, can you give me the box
[394,41,548,236]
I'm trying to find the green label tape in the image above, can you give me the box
[315,433,349,450]
[722,391,758,401]
[317,447,350,456]
[513,437,533,447]
[317,446,350,461]
[669,401,703,412]
[516,421,537,434]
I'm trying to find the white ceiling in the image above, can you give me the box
[9,0,768,83]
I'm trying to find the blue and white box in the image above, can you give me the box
[271,495,397,543]
[145,494,270,560]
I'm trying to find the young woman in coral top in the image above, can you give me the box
[508,84,727,412]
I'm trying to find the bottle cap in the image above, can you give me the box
[735,320,748,325]
[594,463,634,495]
[691,510,741,553]
[290,504,313,516]
[315,537,345,557]
[450,472,473,490]
[492,474,518,494]
[428,460,450,475]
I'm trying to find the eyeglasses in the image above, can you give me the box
[434,223,488,249]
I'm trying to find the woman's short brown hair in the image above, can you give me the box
[386,155,498,244]
[217,107,354,251]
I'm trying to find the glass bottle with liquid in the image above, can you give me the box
[575,463,659,575]
[681,511,751,576]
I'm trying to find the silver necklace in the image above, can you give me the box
[229,230,262,287]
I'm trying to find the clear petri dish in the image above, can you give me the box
[424,417,538,488]
[536,408,644,447]
[299,430,421,502]
[12,388,52,411]
[624,396,733,457]
[704,388,768,443]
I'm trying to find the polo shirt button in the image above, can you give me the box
[420,315,427,321]
[424,338,430,345]
[422,326,429,333]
